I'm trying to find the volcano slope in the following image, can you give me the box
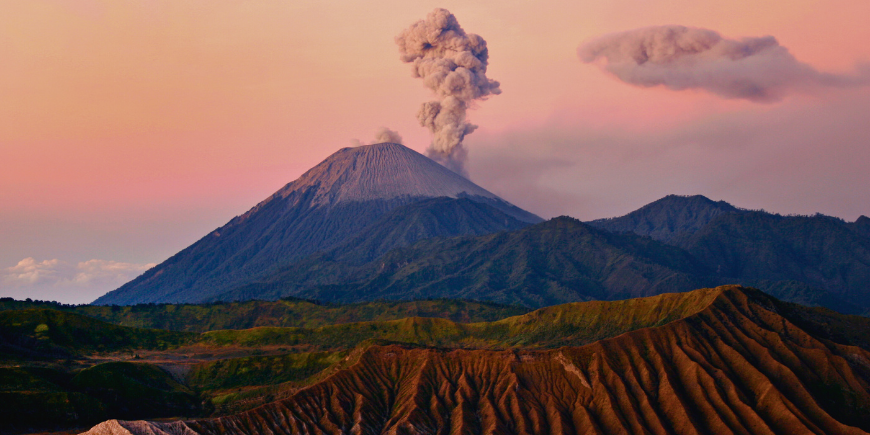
[95,143,540,306]
[82,286,870,435]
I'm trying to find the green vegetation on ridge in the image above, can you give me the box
[201,287,725,350]
[0,297,528,333]
[0,309,195,360]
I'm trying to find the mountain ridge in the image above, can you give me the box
[587,194,744,243]
[95,143,540,306]
[78,286,870,435]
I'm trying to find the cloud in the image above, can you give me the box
[70,259,155,286]
[352,127,403,146]
[578,25,870,102]
[3,258,69,285]
[2,258,155,303]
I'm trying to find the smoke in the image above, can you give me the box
[397,8,501,175]
[578,25,870,102]
[352,127,403,146]
[373,127,403,144]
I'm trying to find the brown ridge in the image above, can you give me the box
[81,286,870,435]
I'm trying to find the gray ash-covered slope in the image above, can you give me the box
[94,143,540,305]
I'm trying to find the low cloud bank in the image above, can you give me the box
[2,258,155,304]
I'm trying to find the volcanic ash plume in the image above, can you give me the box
[373,127,403,144]
[352,127,403,146]
[578,25,870,102]
[397,8,501,175]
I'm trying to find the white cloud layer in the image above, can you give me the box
[1,258,155,304]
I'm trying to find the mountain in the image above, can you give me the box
[852,215,870,239]
[95,143,541,306]
[199,194,868,314]
[588,195,870,313]
[217,217,713,307]
[79,286,870,435]
[587,194,744,244]
[682,210,870,308]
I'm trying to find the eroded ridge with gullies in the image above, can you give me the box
[81,287,870,435]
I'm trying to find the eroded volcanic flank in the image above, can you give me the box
[81,286,870,435]
[95,143,540,305]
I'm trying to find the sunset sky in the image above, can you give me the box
[2,0,869,303]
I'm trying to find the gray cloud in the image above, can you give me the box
[578,25,870,102]
[397,8,501,175]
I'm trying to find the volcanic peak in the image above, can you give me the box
[265,142,500,209]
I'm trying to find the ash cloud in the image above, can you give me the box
[353,127,403,146]
[397,8,501,175]
[578,25,870,102]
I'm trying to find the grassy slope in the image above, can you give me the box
[0,298,528,333]
[200,287,725,350]
[187,350,349,414]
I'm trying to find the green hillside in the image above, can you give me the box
[0,309,195,360]
[201,287,725,350]
[0,297,527,333]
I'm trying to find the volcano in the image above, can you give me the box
[95,143,541,305]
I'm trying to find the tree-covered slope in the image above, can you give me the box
[223,217,712,307]
[0,297,528,333]
[682,211,870,307]
[587,194,743,243]
[0,309,195,360]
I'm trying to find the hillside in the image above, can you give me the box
[218,216,713,307]
[80,286,870,435]
[587,194,743,244]
[682,211,870,308]
[586,195,870,313]
[0,297,527,333]
[207,198,865,314]
[0,309,194,360]
[95,143,540,306]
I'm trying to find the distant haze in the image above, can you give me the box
[1,0,868,303]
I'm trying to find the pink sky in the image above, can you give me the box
[2,0,869,302]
